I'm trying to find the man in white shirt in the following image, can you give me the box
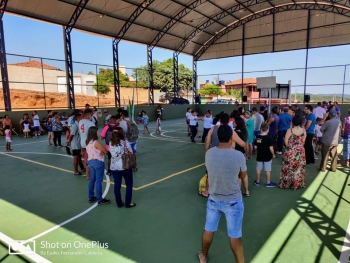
[313,102,326,119]
[32,111,40,138]
[252,107,264,152]
[189,110,200,143]
[104,110,112,126]
[78,109,95,180]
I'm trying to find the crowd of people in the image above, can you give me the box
[195,101,346,263]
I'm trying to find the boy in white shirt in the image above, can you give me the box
[314,118,323,155]
[189,110,200,143]
[32,111,40,138]
[185,108,192,136]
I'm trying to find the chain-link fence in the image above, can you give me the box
[0,53,349,110]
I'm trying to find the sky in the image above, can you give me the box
[4,13,350,95]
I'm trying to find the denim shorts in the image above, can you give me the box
[205,197,244,238]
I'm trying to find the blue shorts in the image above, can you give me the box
[143,123,148,127]
[33,126,39,132]
[205,197,244,238]
[129,142,137,154]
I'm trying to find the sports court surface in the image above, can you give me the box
[0,118,349,263]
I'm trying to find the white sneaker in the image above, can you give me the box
[276,151,282,155]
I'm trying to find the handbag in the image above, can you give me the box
[121,141,137,169]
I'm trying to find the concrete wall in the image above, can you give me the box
[2,103,350,134]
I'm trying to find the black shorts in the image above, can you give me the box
[317,137,322,145]
[186,120,190,125]
[72,149,81,156]
[107,151,111,160]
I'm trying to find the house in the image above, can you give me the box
[6,60,97,96]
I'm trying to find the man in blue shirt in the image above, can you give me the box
[277,107,292,154]
[304,105,316,164]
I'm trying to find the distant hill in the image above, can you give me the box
[294,93,350,102]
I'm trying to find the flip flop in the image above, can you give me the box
[197,251,207,263]
[243,192,250,197]
[73,172,82,175]
[198,192,209,198]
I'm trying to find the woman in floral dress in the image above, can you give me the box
[279,116,306,190]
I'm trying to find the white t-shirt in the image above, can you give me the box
[186,112,192,120]
[203,116,213,129]
[33,115,40,127]
[216,121,234,130]
[78,119,95,148]
[67,116,74,128]
[188,115,197,126]
[313,106,326,119]
[315,124,322,137]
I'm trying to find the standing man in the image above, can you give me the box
[277,107,293,155]
[319,110,340,172]
[103,109,112,126]
[313,102,326,119]
[199,124,246,263]
[288,104,298,116]
[304,105,316,164]
[334,102,341,120]
[259,106,268,122]
[66,113,85,175]
[267,107,279,148]
[78,109,95,180]
[32,111,40,138]
[252,107,264,153]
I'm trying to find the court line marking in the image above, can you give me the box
[139,135,205,144]
[23,172,111,245]
[0,139,47,148]
[0,232,51,263]
[338,218,350,262]
[133,163,205,190]
[1,153,205,191]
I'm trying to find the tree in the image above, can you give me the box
[228,88,242,101]
[93,68,130,94]
[198,84,225,95]
[132,59,192,92]
[87,71,95,75]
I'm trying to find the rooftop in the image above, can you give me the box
[9,60,62,71]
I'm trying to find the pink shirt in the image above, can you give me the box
[86,140,104,161]
[5,129,11,138]
[101,123,117,150]
[2,118,11,128]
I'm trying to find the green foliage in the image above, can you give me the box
[228,88,242,101]
[132,59,192,92]
[93,68,130,94]
[87,71,95,75]
[198,84,225,95]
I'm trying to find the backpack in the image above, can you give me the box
[126,119,139,142]
[105,124,119,145]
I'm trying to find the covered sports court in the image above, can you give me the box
[1,0,350,262]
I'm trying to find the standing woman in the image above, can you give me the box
[244,111,255,159]
[2,114,12,129]
[279,116,306,190]
[110,128,136,208]
[201,110,212,143]
[233,117,250,196]
[342,110,350,167]
[52,112,63,147]
[86,126,110,205]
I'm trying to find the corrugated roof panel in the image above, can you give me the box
[7,0,75,25]
[310,24,350,47]
[156,33,184,50]
[167,22,200,39]
[215,27,243,44]
[204,23,227,34]
[275,30,306,51]
[310,11,350,27]
[87,0,135,19]
[181,11,211,28]
[199,41,242,60]
[151,1,184,17]
[194,2,221,17]
[245,15,273,38]
[125,24,159,43]
[191,32,213,44]
[136,10,170,31]
[183,42,202,54]
[245,36,273,54]
[275,10,308,33]
[249,2,273,13]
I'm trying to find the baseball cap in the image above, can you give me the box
[329,109,337,117]
[245,110,252,116]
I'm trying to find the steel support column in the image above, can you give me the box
[64,0,89,109]
[173,52,179,103]
[303,10,311,103]
[147,45,154,106]
[113,40,121,107]
[241,25,245,101]
[342,65,346,104]
[193,59,197,104]
[0,0,10,111]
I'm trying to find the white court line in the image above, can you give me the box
[0,232,51,263]
[22,172,111,245]
[2,152,71,158]
[338,219,350,263]
[0,140,47,148]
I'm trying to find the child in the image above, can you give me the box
[22,120,31,138]
[142,111,149,134]
[4,125,12,151]
[188,110,200,143]
[156,114,161,134]
[254,123,276,187]
[314,117,323,155]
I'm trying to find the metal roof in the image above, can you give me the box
[6,0,350,61]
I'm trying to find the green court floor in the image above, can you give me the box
[0,118,349,263]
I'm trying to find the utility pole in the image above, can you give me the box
[295,88,297,102]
